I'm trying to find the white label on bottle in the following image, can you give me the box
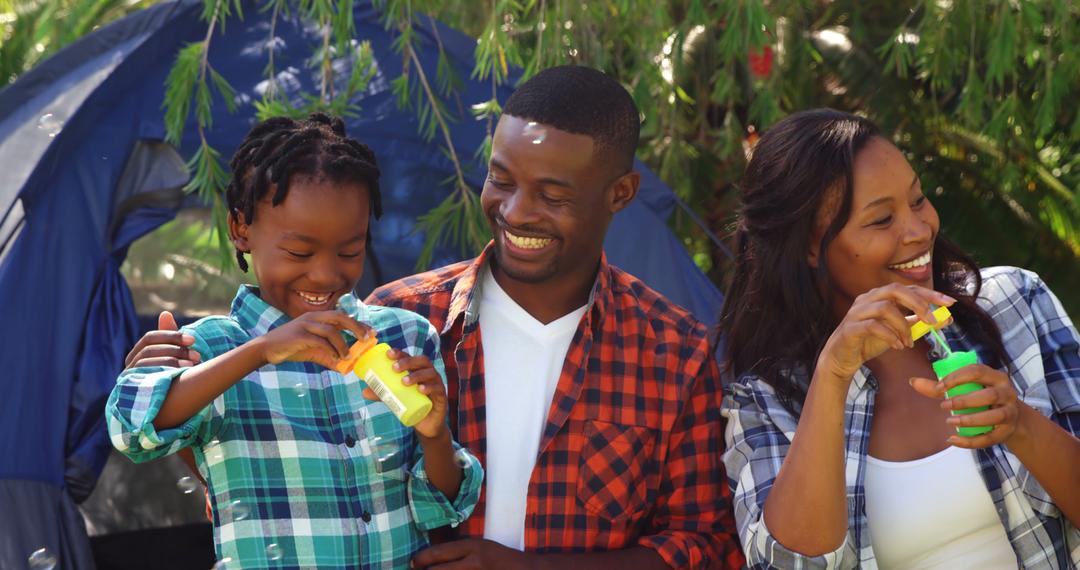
[365,370,406,417]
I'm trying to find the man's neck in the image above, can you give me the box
[490,261,598,325]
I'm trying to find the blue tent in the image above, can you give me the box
[0,1,724,566]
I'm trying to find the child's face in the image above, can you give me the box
[230,177,370,319]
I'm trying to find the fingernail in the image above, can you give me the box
[946,417,960,425]
[401,375,411,385]
[392,362,401,372]
[179,360,193,367]
[941,400,953,410]
[189,351,201,362]
[181,334,195,344]
[941,294,957,303]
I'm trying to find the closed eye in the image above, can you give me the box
[283,249,312,258]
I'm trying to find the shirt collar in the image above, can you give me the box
[442,241,614,334]
[231,284,365,338]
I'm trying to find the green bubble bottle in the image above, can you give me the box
[912,307,993,437]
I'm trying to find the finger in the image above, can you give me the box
[947,423,1011,449]
[861,320,907,351]
[129,356,194,369]
[304,323,349,358]
[158,311,179,331]
[869,284,953,325]
[940,364,1006,390]
[945,405,1015,428]
[316,311,373,341]
[941,386,1002,411]
[856,300,914,348]
[391,353,433,373]
[125,331,196,367]
[410,542,472,568]
[909,377,944,399]
[405,371,445,397]
[129,345,202,367]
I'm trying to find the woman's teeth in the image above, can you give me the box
[505,230,552,249]
[889,251,931,270]
[296,291,332,305]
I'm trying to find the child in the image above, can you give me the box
[106,113,482,569]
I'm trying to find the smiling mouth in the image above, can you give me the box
[503,229,553,250]
[296,290,334,306]
[888,250,931,271]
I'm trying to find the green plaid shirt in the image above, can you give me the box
[106,285,483,569]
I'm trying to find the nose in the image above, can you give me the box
[500,188,542,229]
[308,255,346,290]
[902,211,933,246]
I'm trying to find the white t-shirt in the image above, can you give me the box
[478,266,588,550]
[865,445,1017,569]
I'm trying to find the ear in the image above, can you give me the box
[607,171,640,214]
[228,210,251,253]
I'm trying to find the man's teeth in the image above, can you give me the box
[297,291,332,305]
[505,230,552,250]
[889,251,932,270]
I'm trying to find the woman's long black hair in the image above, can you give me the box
[718,109,1007,411]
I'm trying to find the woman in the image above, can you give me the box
[719,108,1080,569]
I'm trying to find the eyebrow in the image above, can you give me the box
[490,158,573,189]
[281,232,365,245]
[861,174,922,210]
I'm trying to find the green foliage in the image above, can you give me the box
[10,0,1080,314]
[0,0,156,87]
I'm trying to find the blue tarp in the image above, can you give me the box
[0,1,723,566]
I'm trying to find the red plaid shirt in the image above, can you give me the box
[366,244,743,569]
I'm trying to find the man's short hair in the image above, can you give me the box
[502,65,640,173]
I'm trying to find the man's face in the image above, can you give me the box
[481,115,632,285]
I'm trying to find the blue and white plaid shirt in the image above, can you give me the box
[722,267,1080,569]
[107,285,483,569]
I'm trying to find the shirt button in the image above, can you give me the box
[361,511,372,523]
[344,435,356,447]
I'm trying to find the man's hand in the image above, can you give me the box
[410,539,534,570]
[125,311,202,369]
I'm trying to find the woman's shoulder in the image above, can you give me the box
[975,266,1046,303]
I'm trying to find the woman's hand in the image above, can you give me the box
[258,311,371,369]
[910,364,1021,448]
[818,283,955,382]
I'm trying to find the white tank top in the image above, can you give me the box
[864,445,1018,569]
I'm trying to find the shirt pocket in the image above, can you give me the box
[359,404,413,481]
[576,419,657,521]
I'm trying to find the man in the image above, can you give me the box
[126,66,742,569]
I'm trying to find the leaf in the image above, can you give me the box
[162,42,204,146]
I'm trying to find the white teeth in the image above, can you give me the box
[889,251,932,270]
[504,230,552,250]
[296,291,331,305]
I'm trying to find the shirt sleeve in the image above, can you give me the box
[1017,271,1080,517]
[721,378,858,569]
[635,349,745,570]
[105,323,227,463]
[404,319,484,531]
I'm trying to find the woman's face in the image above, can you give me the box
[812,136,940,313]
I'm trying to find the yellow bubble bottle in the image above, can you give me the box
[333,336,433,427]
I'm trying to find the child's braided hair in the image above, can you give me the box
[226,112,382,272]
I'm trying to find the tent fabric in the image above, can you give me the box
[0,1,724,566]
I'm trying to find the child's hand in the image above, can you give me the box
[258,311,371,369]
[378,348,447,439]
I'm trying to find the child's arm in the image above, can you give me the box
[154,310,369,430]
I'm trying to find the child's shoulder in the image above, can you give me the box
[179,314,249,350]
[343,295,438,345]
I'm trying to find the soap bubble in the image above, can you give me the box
[266,543,284,560]
[27,548,57,570]
[177,476,199,494]
[229,500,250,521]
[37,113,64,137]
